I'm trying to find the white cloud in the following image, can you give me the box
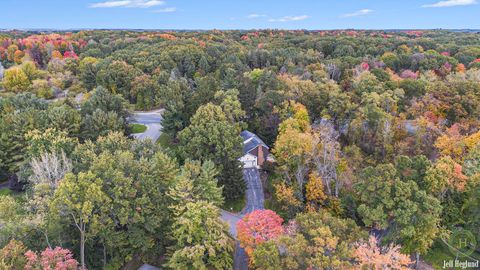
[268,15,310,22]
[422,0,477,7]
[247,14,267,19]
[341,9,373,18]
[91,1,130,8]
[90,0,164,8]
[152,7,176,13]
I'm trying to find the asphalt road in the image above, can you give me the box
[129,109,164,142]
[234,242,249,270]
[220,169,265,238]
[233,168,265,270]
[221,210,241,238]
[241,168,265,214]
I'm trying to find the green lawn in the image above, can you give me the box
[223,197,245,213]
[129,123,147,134]
[157,133,179,150]
[0,188,12,197]
[157,133,171,146]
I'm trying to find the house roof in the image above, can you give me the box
[240,130,269,154]
[138,264,161,270]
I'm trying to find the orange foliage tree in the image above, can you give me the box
[51,50,63,60]
[456,63,466,73]
[435,124,480,162]
[13,50,24,64]
[354,236,412,270]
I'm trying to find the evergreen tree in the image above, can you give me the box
[178,103,245,201]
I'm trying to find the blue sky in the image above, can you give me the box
[1,0,480,30]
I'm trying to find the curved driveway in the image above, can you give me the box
[129,109,164,142]
[232,168,265,270]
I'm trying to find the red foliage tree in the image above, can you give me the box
[63,51,78,60]
[24,247,79,270]
[360,62,370,71]
[237,210,284,258]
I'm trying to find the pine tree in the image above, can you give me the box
[178,103,245,202]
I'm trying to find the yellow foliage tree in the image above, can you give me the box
[274,183,302,216]
[51,50,63,60]
[275,100,310,133]
[305,172,327,211]
[2,67,31,92]
[7,44,18,61]
[435,125,480,162]
[273,123,313,194]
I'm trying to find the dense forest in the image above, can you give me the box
[0,29,480,269]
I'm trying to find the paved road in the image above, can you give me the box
[221,169,265,238]
[234,242,249,270]
[233,168,265,270]
[129,110,164,142]
[241,168,264,214]
[221,210,242,238]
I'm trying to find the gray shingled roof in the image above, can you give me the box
[240,130,269,154]
[138,264,161,270]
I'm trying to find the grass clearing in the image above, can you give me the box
[157,133,179,150]
[129,123,147,134]
[157,133,171,146]
[0,188,12,197]
[223,197,245,213]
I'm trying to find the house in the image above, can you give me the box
[239,131,269,168]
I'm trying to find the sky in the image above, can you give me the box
[1,0,480,30]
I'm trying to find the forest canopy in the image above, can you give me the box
[1,29,480,269]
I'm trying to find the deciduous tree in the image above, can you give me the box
[237,210,284,259]
[252,211,366,270]
[0,239,27,270]
[2,67,30,92]
[354,236,412,270]
[168,201,233,270]
[51,172,110,268]
[24,246,79,270]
